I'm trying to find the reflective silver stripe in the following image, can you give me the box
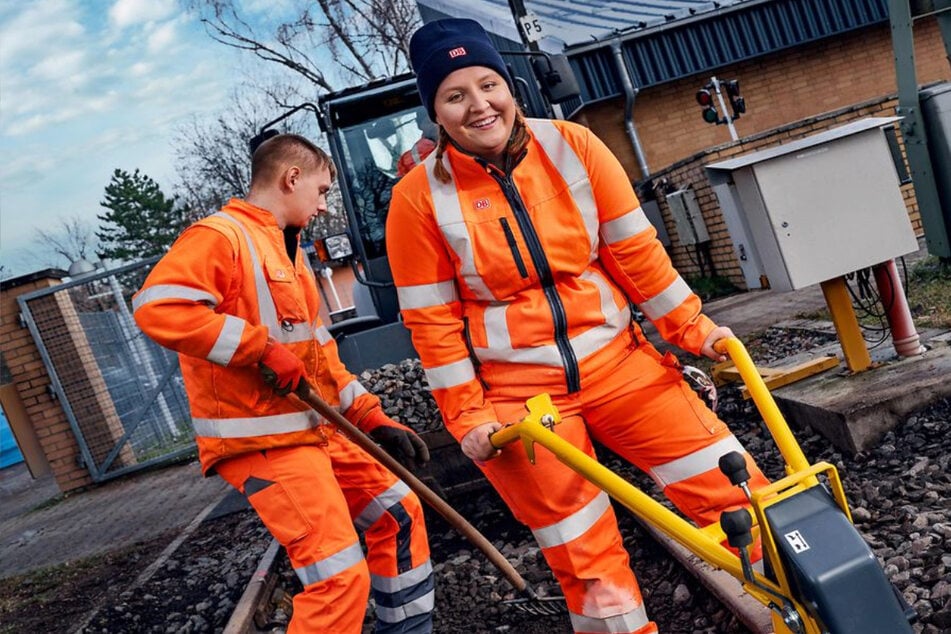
[192,410,322,438]
[569,604,651,633]
[426,157,495,300]
[600,206,652,245]
[213,212,283,337]
[207,314,245,365]
[295,540,364,586]
[132,284,218,311]
[483,303,511,351]
[532,491,610,548]
[370,559,434,593]
[315,324,333,345]
[475,271,628,366]
[528,119,599,261]
[276,320,315,344]
[423,359,476,390]
[397,280,459,310]
[650,436,746,487]
[639,275,693,321]
[375,588,436,623]
[338,379,367,414]
[353,481,412,531]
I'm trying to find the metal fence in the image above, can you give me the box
[17,257,194,482]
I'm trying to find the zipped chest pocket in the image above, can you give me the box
[499,217,529,279]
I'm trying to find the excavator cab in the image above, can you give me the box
[314,74,425,369]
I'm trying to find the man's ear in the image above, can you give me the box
[283,166,301,191]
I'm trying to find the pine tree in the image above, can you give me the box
[96,169,187,262]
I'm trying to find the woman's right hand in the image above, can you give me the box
[461,422,503,463]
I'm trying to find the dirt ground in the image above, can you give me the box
[0,533,173,634]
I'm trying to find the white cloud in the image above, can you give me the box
[0,0,250,278]
[108,0,176,29]
[147,20,178,53]
[0,0,85,67]
[31,49,88,82]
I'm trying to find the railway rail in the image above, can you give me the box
[75,331,949,633]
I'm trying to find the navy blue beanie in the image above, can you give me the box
[410,18,515,121]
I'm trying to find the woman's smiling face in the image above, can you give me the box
[433,65,516,164]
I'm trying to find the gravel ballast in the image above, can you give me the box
[72,328,949,633]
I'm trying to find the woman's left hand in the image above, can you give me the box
[700,326,735,362]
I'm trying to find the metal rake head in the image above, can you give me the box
[502,584,568,616]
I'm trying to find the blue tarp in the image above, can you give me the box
[0,409,24,469]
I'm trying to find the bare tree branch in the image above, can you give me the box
[188,0,420,93]
[31,216,98,269]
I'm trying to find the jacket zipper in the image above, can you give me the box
[491,172,581,393]
[499,218,529,279]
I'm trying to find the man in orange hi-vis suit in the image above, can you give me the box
[386,18,769,634]
[134,134,434,634]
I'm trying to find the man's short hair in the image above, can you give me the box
[250,133,336,186]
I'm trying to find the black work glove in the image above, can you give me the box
[369,426,431,470]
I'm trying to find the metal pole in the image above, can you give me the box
[711,77,739,141]
[888,0,951,258]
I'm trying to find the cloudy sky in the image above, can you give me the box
[0,0,253,277]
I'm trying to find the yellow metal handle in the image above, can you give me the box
[714,337,812,476]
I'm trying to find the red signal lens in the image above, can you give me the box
[695,89,714,106]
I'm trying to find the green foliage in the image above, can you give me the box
[907,256,951,329]
[687,275,740,301]
[97,169,188,262]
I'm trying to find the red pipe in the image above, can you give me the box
[872,260,925,357]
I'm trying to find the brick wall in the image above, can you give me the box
[574,18,949,182]
[0,274,93,492]
[646,95,920,288]
[568,16,948,289]
[1,275,137,493]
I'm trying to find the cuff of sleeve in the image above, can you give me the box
[355,408,411,435]
[679,314,717,355]
[445,406,500,444]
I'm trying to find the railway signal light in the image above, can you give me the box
[724,79,746,119]
[695,88,720,124]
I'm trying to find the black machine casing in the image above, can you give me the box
[763,486,914,633]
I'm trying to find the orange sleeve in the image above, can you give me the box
[133,225,270,367]
[565,123,715,354]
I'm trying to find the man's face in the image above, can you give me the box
[287,164,332,229]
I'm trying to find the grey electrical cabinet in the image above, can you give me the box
[666,187,710,246]
[705,117,919,291]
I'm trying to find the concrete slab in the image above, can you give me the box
[770,330,951,454]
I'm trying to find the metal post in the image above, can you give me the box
[888,0,951,258]
[711,76,739,141]
[820,277,873,373]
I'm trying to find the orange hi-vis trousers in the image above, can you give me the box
[481,343,769,634]
[216,434,434,633]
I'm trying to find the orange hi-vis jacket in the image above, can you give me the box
[133,199,382,473]
[386,119,716,441]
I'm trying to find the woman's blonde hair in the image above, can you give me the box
[432,110,530,184]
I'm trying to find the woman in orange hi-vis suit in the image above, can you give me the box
[386,19,770,634]
[134,134,434,634]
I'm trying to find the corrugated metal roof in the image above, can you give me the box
[417,0,751,50]
[418,0,891,98]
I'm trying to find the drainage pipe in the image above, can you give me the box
[610,39,650,178]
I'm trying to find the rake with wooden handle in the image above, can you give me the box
[292,379,567,616]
